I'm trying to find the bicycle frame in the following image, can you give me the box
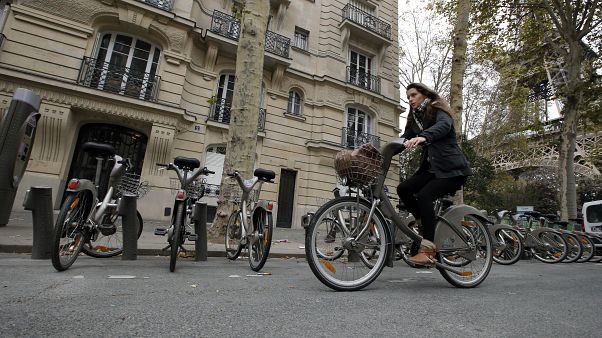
[346,138,487,265]
[229,172,271,240]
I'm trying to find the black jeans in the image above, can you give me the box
[396,172,467,242]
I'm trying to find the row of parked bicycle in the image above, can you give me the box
[486,210,602,265]
[51,142,276,273]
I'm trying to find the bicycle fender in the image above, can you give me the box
[489,223,517,233]
[255,200,272,212]
[66,179,97,204]
[434,204,488,249]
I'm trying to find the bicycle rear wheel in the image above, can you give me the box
[51,192,93,271]
[531,230,567,263]
[305,197,389,291]
[225,210,243,260]
[82,211,143,258]
[248,208,273,271]
[437,214,493,288]
[492,228,523,265]
[170,202,185,272]
[561,233,582,263]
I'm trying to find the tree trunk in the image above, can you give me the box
[210,0,269,237]
[449,0,470,203]
[557,42,584,220]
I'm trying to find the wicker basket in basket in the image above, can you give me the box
[334,143,383,186]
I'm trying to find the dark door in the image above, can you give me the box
[276,169,296,228]
[66,123,147,199]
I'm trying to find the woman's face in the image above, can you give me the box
[406,88,426,109]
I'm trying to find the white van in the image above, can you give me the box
[582,200,602,233]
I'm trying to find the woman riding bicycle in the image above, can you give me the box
[397,83,473,266]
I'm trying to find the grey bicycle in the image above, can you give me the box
[305,139,493,291]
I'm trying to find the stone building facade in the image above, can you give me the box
[0,0,401,228]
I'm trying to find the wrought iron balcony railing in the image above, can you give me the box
[346,66,381,94]
[265,30,290,58]
[209,10,290,58]
[77,57,160,101]
[209,98,266,131]
[341,127,380,149]
[137,0,174,11]
[342,4,392,40]
[209,10,241,41]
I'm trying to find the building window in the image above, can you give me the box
[345,107,378,148]
[89,33,161,100]
[293,27,309,50]
[287,90,303,116]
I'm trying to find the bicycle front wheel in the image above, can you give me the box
[576,234,595,263]
[492,228,523,265]
[170,202,185,272]
[82,211,143,258]
[305,197,389,291]
[248,208,273,271]
[531,230,567,263]
[51,192,93,271]
[561,233,582,263]
[437,214,493,288]
[225,210,243,260]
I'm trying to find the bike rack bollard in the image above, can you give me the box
[118,193,138,260]
[192,202,208,261]
[22,186,53,259]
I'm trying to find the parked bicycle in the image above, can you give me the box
[502,211,568,263]
[487,210,524,265]
[305,140,493,291]
[224,169,275,272]
[51,142,146,271]
[537,215,597,263]
[155,157,214,272]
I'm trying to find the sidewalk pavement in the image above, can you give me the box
[0,210,307,258]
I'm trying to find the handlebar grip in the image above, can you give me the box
[227,172,236,177]
[156,163,168,167]
[205,170,215,175]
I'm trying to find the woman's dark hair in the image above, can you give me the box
[406,83,454,126]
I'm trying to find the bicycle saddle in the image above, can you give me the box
[82,142,116,158]
[254,168,275,182]
[174,156,200,170]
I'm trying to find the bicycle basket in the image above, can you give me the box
[169,177,206,200]
[334,143,383,186]
[221,182,260,203]
[117,172,149,199]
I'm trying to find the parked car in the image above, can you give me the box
[582,200,602,233]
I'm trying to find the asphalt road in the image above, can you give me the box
[0,254,600,337]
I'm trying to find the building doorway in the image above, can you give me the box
[276,169,297,228]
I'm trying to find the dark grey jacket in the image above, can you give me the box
[402,108,473,178]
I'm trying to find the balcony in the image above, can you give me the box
[341,4,391,41]
[137,0,174,12]
[346,66,381,94]
[208,98,267,131]
[77,57,160,102]
[341,127,380,149]
[206,10,291,63]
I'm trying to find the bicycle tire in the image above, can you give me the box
[82,211,143,258]
[492,228,523,265]
[305,197,389,291]
[225,210,243,260]
[585,235,602,263]
[576,234,595,263]
[248,208,273,271]
[51,192,93,271]
[170,202,185,272]
[561,233,582,263]
[531,230,567,263]
[437,214,493,288]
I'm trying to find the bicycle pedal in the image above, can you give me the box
[187,234,198,241]
[154,227,168,236]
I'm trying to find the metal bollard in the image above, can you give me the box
[193,202,207,261]
[22,186,53,259]
[117,194,138,260]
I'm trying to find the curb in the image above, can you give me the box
[0,244,306,259]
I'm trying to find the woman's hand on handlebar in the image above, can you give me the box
[404,136,427,150]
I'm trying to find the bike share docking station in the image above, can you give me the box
[0,89,45,257]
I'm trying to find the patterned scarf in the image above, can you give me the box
[412,98,431,131]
